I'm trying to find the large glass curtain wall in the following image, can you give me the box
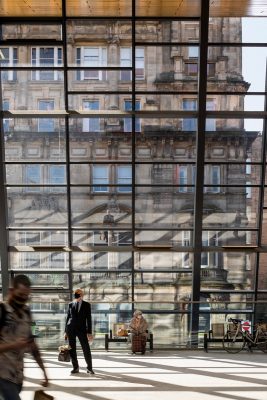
[0,0,267,348]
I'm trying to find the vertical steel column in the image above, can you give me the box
[0,25,9,298]
[62,0,73,300]
[191,0,210,346]
[131,0,136,314]
[254,60,267,318]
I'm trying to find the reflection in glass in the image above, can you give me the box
[135,189,194,229]
[203,187,259,229]
[7,188,68,228]
[72,251,132,271]
[134,252,192,270]
[200,252,256,291]
[72,272,132,302]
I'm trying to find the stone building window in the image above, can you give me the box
[76,47,107,80]
[83,100,100,132]
[49,165,65,192]
[25,164,41,192]
[93,165,109,192]
[31,47,62,80]
[117,165,132,192]
[124,100,141,132]
[182,99,197,131]
[0,47,18,81]
[120,47,144,80]
[38,100,55,132]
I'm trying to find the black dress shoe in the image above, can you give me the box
[71,368,79,374]
[87,369,95,374]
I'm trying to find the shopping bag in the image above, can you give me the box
[33,390,54,400]
[58,344,71,362]
[58,349,70,362]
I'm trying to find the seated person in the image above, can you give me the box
[128,310,148,354]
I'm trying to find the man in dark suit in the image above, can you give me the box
[64,288,94,374]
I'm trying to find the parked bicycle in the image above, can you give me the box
[223,318,267,353]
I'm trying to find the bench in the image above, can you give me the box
[204,322,249,352]
[204,323,225,351]
[105,329,153,351]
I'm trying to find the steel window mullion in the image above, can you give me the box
[131,0,136,315]
[191,0,210,347]
[0,53,9,299]
[254,61,267,316]
[62,0,72,300]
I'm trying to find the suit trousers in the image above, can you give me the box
[68,331,92,370]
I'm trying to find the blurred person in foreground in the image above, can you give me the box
[64,288,94,374]
[0,274,48,400]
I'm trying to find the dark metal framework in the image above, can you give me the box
[0,0,267,347]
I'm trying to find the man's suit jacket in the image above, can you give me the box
[65,300,92,335]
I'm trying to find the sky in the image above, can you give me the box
[242,18,267,131]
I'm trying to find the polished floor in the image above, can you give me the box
[21,349,267,400]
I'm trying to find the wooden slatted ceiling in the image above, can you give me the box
[0,0,267,17]
[66,0,132,17]
[0,0,62,17]
[136,0,267,17]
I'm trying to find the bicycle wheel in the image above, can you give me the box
[223,331,245,353]
[256,338,267,353]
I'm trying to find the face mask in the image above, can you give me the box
[11,295,27,309]
[74,293,81,299]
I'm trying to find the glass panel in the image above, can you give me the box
[258,254,267,290]
[136,21,199,42]
[2,79,65,108]
[9,252,69,270]
[200,252,256,291]
[91,303,132,342]
[135,230,193,248]
[11,273,69,288]
[207,46,267,92]
[72,230,132,246]
[199,293,254,313]
[8,230,68,246]
[69,119,132,161]
[69,94,137,113]
[208,18,267,43]
[134,272,192,301]
[7,188,68,228]
[68,70,132,91]
[203,164,261,186]
[134,252,193,270]
[72,251,132,271]
[135,189,194,229]
[202,230,258,246]
[261,210,267,244]
[72,272,132,301]
[1,24,62,40]
[255,293,267,322]
[0,48,63,69]
[67,20,132,66]
[207,95,266,112]
[135,118,197,162]
[4,119,66,162]
[135,46,199,91]
[137,311,190,348]
[6,164,66,185]
[136,163,195,186]
[202,187,259,229]
[71,188,132,228]
[205,119,262,163]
